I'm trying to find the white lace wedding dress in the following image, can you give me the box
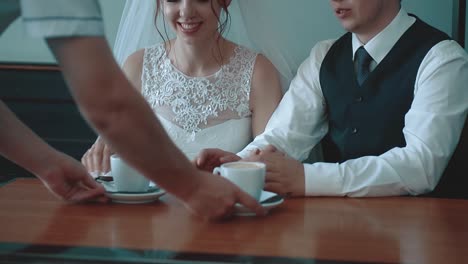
[141,44,258,160]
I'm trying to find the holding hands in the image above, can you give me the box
[195,145,305,198]
[245,145,305,197]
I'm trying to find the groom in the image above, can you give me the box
[197,0,468,198]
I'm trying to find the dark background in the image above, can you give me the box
[0,65,96,183]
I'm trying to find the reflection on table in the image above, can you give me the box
[1,178,468,264]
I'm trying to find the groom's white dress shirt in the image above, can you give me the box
[238,9,468,197]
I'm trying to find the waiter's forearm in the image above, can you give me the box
[0,101,61,177]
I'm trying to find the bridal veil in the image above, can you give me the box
[113,0,314,92]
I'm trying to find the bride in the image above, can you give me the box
[81,0,283,174]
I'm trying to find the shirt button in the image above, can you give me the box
[351,128,358,134]
[355,96,363,102]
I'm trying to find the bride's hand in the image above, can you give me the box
[195,148,241,172]
[81,137,114,175]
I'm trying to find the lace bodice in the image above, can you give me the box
[141,44,257,138]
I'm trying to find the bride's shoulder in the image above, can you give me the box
[123,49,145,71]
[122,49,145,90]
[227,42,276,78]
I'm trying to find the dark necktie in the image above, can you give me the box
[355,47,372,86]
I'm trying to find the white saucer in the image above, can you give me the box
[235,191,284,216]
[99,181,165,204]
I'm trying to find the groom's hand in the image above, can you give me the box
[246,145,305,197]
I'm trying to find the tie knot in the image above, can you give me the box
[355,47,372,68]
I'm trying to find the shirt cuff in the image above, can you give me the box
[304,162,344,196]
[237,145,260,159]
[23,19,104,38]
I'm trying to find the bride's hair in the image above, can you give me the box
[154,0,232,65]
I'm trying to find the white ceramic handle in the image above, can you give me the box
[213,167,222,176]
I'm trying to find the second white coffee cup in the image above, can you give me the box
[110,154,150,192]
[213,161,266,201]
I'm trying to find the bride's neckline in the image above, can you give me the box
[163,44,239,79]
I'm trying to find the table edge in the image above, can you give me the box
[0,242,398,264]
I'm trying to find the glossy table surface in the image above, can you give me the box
[1,178,468,264]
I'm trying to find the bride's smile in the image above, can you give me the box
[163,0,223,41]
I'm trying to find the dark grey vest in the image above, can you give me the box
[319,17,449,163]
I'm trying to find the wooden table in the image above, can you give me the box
[1,178,467,264]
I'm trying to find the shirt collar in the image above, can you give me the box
[352,8,416,63]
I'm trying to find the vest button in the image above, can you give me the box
[355,96,363,102]
[351,128,358,134]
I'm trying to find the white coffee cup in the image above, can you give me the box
[110,154,150,192]
[213,161,266,201]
